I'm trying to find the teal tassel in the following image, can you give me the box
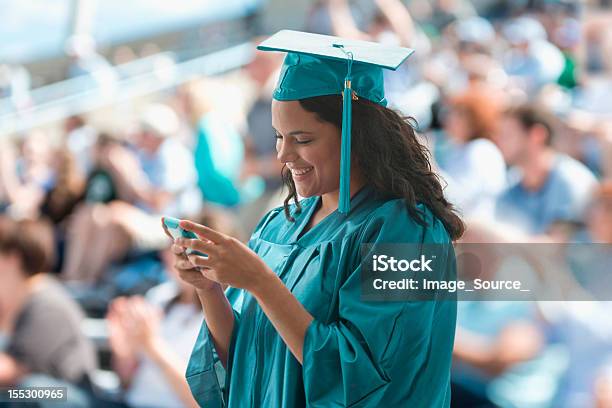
[339,82,352,214]
[337,46,354,215]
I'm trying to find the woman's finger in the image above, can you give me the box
[171,243,186,255]
[188,254,213,269]
[200,268,220,283]
[176,258,198,271]
[176,238,218,256]
[180,220,226,243]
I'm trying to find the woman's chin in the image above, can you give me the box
[296,186,317,198]
[296,191,314,199]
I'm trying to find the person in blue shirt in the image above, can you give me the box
[494,104,597,235]
[164,30,464,407]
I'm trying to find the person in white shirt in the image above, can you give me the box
[105,248,203,408]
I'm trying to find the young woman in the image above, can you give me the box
[166,31,464,407]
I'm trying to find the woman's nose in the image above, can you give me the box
[276,139,298,164]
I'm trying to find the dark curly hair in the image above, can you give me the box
[280,95,465,241]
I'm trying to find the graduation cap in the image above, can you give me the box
[257,30,414,214]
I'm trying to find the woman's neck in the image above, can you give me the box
[320,177,367,215]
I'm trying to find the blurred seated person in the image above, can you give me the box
[62,115,98,178]
[452,303,546,408]
[62,104,201,284]
[543,298,612,408]
[494,104,597,235]
[436,89,506,219]
[501,17,566,94]
[547,180,612,298]
[177,81,264,210]
[0,139,17,213]
[238,41,285,232]
[37,148,87,272]
[241,39,284,194]
[0,217,97,389]
[104,250,201,408]
[40,148,85,227]
[546,180,612,244]
[538,186,612,408]
[452,220,564,408]
[542,181,612,406]
[0,132,55,219]
[82,132,123,205]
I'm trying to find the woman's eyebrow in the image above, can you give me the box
[272,128,313,136]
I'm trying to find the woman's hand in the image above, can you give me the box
[161,218,220,293]
[176,220,314,364]
[176,220,275,294]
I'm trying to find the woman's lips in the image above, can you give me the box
[290,166,314,180]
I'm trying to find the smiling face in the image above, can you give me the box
[272,100,342,199]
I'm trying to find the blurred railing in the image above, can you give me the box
[0,42,253,137]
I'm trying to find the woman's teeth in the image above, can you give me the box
[291,167,313,176]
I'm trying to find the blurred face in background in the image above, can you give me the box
[21,131,51,166]
[137,130,164,155]
[272,100,342,199]
[444,107,472,143]
[444,90,500,144]
[494,115,529,166]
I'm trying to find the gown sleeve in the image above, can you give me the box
[302,201,457,407]
[185,208,280,407]
[185,308,239,407]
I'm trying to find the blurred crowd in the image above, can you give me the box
[1,0,612,407]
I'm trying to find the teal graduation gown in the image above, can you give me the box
[186,187,457,407]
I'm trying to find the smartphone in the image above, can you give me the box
[163,216,207,257]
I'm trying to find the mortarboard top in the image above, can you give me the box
[257,30,413,70]
[257,30,414,214]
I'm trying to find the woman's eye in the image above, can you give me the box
[274,133,282,139]
[295,139,312,145]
